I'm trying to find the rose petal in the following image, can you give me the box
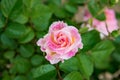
[49,21,67,32]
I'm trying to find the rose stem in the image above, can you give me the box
[55,64,63,80]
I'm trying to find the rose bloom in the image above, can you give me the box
[37,21,83,64]
[83,8,119,36]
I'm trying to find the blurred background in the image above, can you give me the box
[0,0,120,80]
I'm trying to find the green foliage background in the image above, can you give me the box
[0,0,120,80]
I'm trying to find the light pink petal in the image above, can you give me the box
[45,49,62,64]
[105,8,116,20]
[49,21,67,32]
[47,29,72,53]
[61,48,78,60]
[36,38,46,52]
[93,19,109,35]
[104,8,119,33]
[56,26,83,54]
[36,34,50,52]
[106,20,119,33]
[45,54,61,64]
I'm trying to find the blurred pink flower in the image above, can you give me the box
[37,21,83,64]
[83,8,119,36]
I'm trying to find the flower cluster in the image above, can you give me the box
[37,8,119,64]
[83,8,119,36]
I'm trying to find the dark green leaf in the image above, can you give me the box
[76,53,93,78]
[112,50,120,62]
[110,0,119,6]
[116,12,120,19]
[19,44,34,58]
[2,71,11,80]
[88,0,106,21]
[1,0,22,18]
[19,27,35,43]
[33,64,56,80]
[0,18,4,28]
[4,23,27,39]
[31,4,52,31]
[36,31,46,39]
[48,0,61,6]
[14,76,27,80]
[0,33,17,49]
[68,0,88,4]
[31,55,44,66]
[114,35,120,45]
[14,57,31,73]
[0,12,5,28]
[60,57,79,73]
[4,51,15,59]
[81,30,101,51]
[91,40,115,69]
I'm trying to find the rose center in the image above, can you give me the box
[51,32,68,47]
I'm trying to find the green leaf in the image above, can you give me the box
[111,30,119,38]
[88,0,106,21]
[112,36,120,62]
[12,13,28,24]
[64,71,82,80]
[31,55,44,66]
[19,44,34,58]
[116,12,120,19]
[60,57,79,73]
[99,0,109,5]
[4,51,15,59]
[112,50,120,62]
[81,30,101,51]
[33,64,56,80]
[0,12,5,28]
[36,31,46,39]
[48,0,61,6]
[2,71,11,80]
[76,53,94,78]
[60,53,93,79]
[0,33,17,49]
[79,27,89,33]
[110,0,119,6]
[14,57,31,73]
[49,3,67,18]
[4,23,27,39]
[23,0,41,9]
[65,4,77,13]
[2,0,28,24]
[9,64,17,74]
[114,35,120,45]
[26,71,34,80]
[19,27,35,43]
[31,4,52,31]
[1,0,22,18]
[91,40,115,69]
[0,18,4,28]
[68,0,88,4]
[14,76,27,80]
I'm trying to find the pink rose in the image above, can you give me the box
[37,21,83,64]
[83,8,119,36]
